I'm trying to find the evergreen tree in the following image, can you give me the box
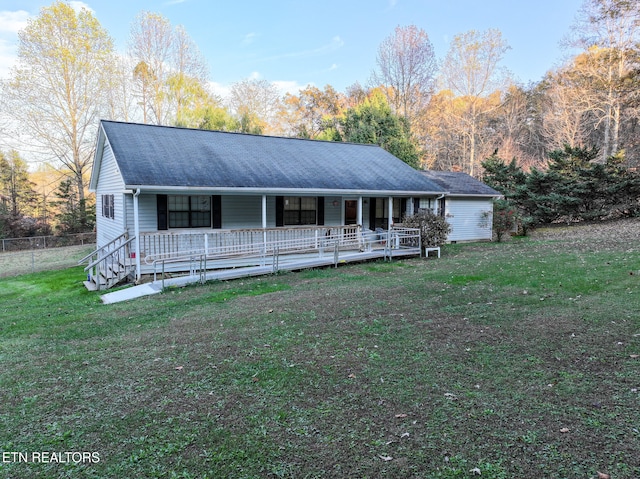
[481,152,527,198]
[338,90,422,168]
[482,146,640,228]
[0,149,42,237]
[52,178,95,234]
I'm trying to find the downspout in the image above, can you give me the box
[133,188,141,283]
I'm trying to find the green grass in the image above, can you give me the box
[0,226,639,478]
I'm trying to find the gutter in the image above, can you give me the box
[124,185,446,197]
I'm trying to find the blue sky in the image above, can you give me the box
[1,0,584,97]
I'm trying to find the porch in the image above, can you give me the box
[81,225,422,292]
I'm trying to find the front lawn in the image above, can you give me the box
[0,220,638,478]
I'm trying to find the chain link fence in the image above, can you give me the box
[1,232,95,252]
[0,233,96,278]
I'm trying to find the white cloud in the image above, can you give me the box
[0,11,29,79]
[68,2,94,14]
[271,80,311,97]
[249,71,261,80]
[0,40,17,79]
[242,32,258,46]
[0,10,29,34]
[210,79,310,102]
[209,81,231,100]
[261,35,345,62]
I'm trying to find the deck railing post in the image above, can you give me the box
[273,247,279,273]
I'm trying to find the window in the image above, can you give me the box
[168,195,211,228]
[283,196,316,225]
[438,197,446,217]
[102,194,114,219]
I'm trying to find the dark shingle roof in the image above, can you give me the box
[419,171,501,197]
[99,120,444,195]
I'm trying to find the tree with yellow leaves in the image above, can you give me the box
[1,1,116,231]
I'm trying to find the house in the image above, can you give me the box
[83,120,448,290]
[419,170,501,242]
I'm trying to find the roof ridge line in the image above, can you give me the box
[99,119,381,148]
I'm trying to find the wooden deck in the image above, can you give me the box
[83,225,423,292]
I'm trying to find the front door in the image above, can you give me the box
[345,200,358,225]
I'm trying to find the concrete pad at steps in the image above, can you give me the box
[100,283,163,304]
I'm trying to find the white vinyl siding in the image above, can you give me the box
[324,197,342,225]
[126,194,157,233]
[445,198,493,242]
[222,196,264,229]
[95,142,126,248]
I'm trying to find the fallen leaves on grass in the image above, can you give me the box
[174,366,183,371]
[378,455,393,461]
[560,427,570,433]
[395,413,408,418]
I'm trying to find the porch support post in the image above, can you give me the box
[388,196,393,229]
[133,189,141,283]
[262,194,267,246]
[357,196,363,226]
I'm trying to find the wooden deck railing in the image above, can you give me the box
[139,225,363,264]
[80,232,135,290]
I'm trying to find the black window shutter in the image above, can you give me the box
[369,197,376,230]
[413,198,420,213]
[157,194,168,230]
[212,195,222,229]
[275,196,284,227]
[317,197,324,225]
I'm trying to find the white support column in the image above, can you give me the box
[133,189,141,282]
[262,195,267,246]
[388,196,393,230]
[357,196,363,226]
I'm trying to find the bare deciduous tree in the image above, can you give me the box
[279,85,345,139]
[440,29,510,176]
[129,11,209,125]
[228,78,282,135]
[372,25,437,124]
[566,0,640,161]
